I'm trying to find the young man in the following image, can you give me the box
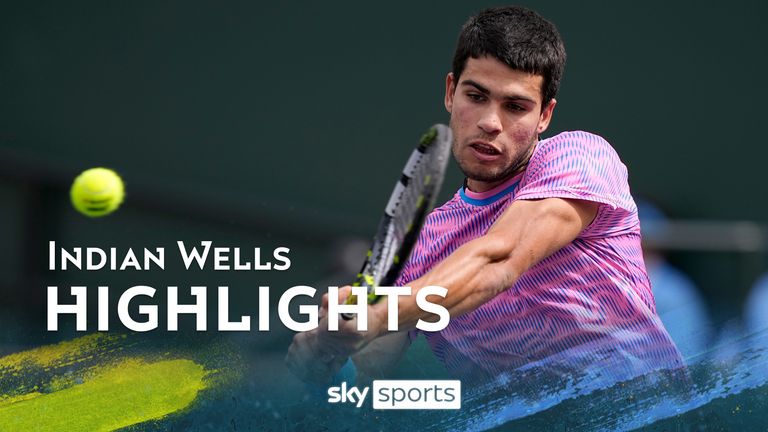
[286,6,683,386]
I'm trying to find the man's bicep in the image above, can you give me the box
[488,197,599,273]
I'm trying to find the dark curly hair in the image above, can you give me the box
[452,6,566,109]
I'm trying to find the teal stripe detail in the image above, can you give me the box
[459,181,520,206]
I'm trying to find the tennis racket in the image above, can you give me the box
[342,124,452,318]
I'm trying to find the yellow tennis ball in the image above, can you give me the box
[70,167,125,217]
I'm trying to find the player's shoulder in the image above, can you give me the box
[532,130,621,164]
[415,191,466,234]
[539,130,615,151]
[431,189,465,212]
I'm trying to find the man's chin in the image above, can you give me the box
[464,173,512,186]
[460,164,511,183]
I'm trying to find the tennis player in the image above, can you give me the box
[286,6,683,386]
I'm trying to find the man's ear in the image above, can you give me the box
[537,98,557,134]
[444,73,456,114]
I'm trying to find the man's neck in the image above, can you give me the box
[465,177,510,193]
[465,139,537,193]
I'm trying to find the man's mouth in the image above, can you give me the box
[469,142,501,156]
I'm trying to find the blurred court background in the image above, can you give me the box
[0,0,766,396]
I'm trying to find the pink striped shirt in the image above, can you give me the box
[399,131,683,383]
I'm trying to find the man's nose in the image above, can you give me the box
[477,107,502,135]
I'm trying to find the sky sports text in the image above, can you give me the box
[327,380,461,409]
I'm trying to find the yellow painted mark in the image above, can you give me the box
[0,333,124,373]
[0,358,208,432]
[0,392,42,405]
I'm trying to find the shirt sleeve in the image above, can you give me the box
[513,131,638,238]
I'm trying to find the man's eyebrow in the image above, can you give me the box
[460,79,491,94]
[460,79,536,104]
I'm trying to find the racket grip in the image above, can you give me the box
[340,272,378,320]
[341,290,381,320]
[341,281,361,321]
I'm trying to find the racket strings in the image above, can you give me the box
[367,155,431,288]
[356,124,451,295]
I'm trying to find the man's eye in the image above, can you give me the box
[506,103,524,112]
[467,93,485,102]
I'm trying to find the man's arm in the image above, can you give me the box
[286,288,410,385]
[286,197,598,380]
[390,197,598,330]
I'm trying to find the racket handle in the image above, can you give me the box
[340,272,380,320]
[340,293,380,320]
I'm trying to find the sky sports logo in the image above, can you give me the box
[327,380,461,409]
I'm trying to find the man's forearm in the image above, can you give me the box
[392,234,524,331]
[387,198,596,332]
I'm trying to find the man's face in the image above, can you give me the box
[445,55,556,192]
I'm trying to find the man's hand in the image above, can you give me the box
[285,286,389,383]
[285,327,348,385]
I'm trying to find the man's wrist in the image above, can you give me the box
[368,299,390,340]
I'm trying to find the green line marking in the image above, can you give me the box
[0,357,208,432]
[0,333,124,374]
[0,334,213,432]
